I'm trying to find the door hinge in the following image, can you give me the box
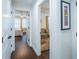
[11,44,12,47]
[2,37,3,43]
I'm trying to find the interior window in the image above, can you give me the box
[15,17,20,30]
[22,18,28,29]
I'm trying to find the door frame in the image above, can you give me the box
[38,0,50,54]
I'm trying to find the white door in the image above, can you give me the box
[2,0,15,59]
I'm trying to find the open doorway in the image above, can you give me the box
[40,0,50,59]
[14,10,31,49]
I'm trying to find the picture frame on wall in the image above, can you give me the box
[61,1,71,30]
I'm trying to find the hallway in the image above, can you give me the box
[11,43,49,59]
[2,0,77,59]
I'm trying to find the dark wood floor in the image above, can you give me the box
[39,50,49,59]
[11,43,49,59]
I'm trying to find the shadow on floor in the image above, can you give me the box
[11,43,49,59]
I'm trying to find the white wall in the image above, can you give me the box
[61,1,72,59]
[31,0,44,56]
[41,10,48,29]
[10,1,15,52]
[31,4,41,56]
[71,0,77,59]
[2,0,15,59]
[31,0,77,58]
[41,15,47,29]
[49,0,77,59]
[49,0,62,59]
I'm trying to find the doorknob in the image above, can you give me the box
[76,32,77,37]
[10,28,12,31]
[8,36,12,39]
[11,44,12,47]
[2,37,3,43]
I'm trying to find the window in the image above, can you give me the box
[15,17,20,30]
[22,18,28,28]
[15,17,30,30]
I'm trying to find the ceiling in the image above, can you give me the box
[13,0,37,9]
[41,0,49,9]
[12,0,49,11]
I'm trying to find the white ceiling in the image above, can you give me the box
[13,0,37,9]
[41,0,49,9]
[12,0,49,11]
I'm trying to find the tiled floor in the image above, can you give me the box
[11,43,49,59]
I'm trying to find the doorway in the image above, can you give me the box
[40,0,50,59]
[14,10,31,49]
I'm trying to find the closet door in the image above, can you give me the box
[2,0,15,59]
